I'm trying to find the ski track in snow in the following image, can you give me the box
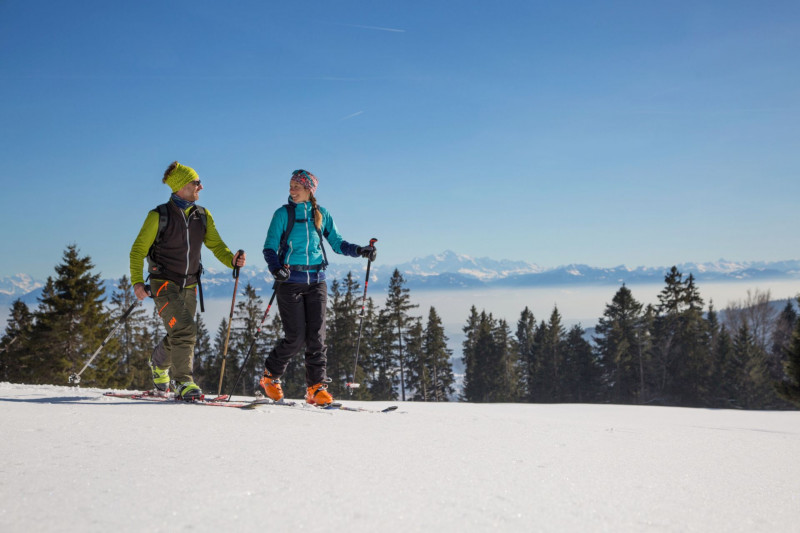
[1,382,800,532]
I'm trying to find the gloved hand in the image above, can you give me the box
[272,265,290,282]
[356,245,377,262]
[232,250,246,268]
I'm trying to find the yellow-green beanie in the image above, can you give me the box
[164,163,199,192]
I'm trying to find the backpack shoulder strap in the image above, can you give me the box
[151,203,170,247]
[193,205,208,232]
[278,203,296,264]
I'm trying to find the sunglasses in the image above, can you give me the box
[191,180,202,187]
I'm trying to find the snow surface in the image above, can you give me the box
[2,383,799,533]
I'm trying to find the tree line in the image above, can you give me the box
[2,246,800,409]
[0,245,455,402]
[462,267,800,409]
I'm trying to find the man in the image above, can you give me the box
[130,161,246,400]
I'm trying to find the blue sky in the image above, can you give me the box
[1,0,799,281]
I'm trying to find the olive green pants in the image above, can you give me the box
[150,279,198,384]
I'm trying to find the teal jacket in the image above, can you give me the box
[263,198,359,283]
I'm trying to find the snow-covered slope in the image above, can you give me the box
[2,382,799,532]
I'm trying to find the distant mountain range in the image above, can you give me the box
[3,251,800,306]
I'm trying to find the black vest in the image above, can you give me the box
[147,201,206,287]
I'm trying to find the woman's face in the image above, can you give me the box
[289,180,311,203]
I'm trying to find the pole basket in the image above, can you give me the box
[68,374,80,384]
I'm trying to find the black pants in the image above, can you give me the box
[264,281,328,386]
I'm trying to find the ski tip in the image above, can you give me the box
[382,406,398,412]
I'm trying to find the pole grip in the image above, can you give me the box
[233,249,244,279]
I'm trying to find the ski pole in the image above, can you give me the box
[0,335,18,354]
[69,285,149,385]
[217,250,244,395]
[225,288,277,400]
[346,237,377,394]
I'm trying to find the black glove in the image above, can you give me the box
[272,265,290,282]
[356,245,377,262]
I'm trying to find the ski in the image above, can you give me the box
[103,390,248,408]
[104,391,398,413]
[246,398,397,413]
[337,405,398,413]
[242,398,338,411]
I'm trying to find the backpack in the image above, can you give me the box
[278,203,329,270]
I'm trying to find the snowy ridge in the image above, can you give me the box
[0,274,42,297]
[4,254,800,303]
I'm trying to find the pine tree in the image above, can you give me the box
[515,307,537,402]
[382,269,418,401]
[326,273,362,397]
[594,284,647,403]
[209,318,229,393]
[492,318,518,402]
[29,245,112,385]
[193,312,213,391]
[460,306,481,401]
[776,298,800,407]
[1,299,34,383]
[733,324,771,409]
[405,317,428,400]
[421,307,455,401]
[229,283,264,395]
[711,325,738,408]
[651,267,711,406]
[561,324,600,402]
[769,300,797,384]
[538,307,566,402]
[466,311,497,402]
[370,307,399,401]
[108,276,149,389]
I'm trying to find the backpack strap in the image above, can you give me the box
[278,203,296,265]
[151,203,170,249]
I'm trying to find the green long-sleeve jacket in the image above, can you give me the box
[129,202,236,287]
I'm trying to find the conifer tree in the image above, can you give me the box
[561,324,599,402]
[538,307,566,402]
[350,298,377,400]
[371,308,399,400]
[326,273,361,396]
[733,324,771,409]
[594,284,646,403]
[193,312,213,391]
[420,307,455,401]
[108,276,150,389]
[769,300,797,384]
[492,318,519,402]
[776,298,800,407]
[382,269,418,401]
[1,299,34,383]
[710,325,738,407]
[230,283,264,395]
[515,307,537,402]
[209,318,229,392]
[29,245,111,385]
[465,311,497,402]
[460,306,481,402]
[651,267,711,406]
[405,317,428,400]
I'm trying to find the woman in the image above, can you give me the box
[260,169,376,406]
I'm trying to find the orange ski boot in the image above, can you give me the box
[305,382,334,406]
[259,370,284,402]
